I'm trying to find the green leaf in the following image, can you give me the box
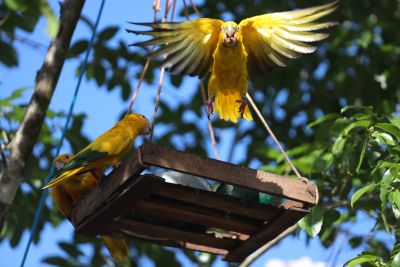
[0,41,18,67]
[380,174,391,235]
[351,183,378,208]
[42,256,73,266]
[348,236,363,249]
[5,0,28,11]
[98,27,118,41]
[298,206,324,237]
[308,113,338,128]
[343,120,371,135]
[68,40,89,58]
[356,136,368,173]
[93,63,106,85]
[344,254,381,267]
[39,0,59,38]
[394,190,400,210]
[59,241,83,258]
[375,123,400,141]
[0,86,29,106]
[332,136,346,155]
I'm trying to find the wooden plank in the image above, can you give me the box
[121,229,229,255]
[75,175,163,236]
[224,201,309,262]
[134,197,257,235]
[139,143,317,205]
[113,218,239,250]
[150,178,280,221]
[73,150,146,226]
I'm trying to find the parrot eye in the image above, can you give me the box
[220,27,224,32]
[141,115,146,120]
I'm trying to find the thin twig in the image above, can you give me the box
[189,0,201,17]
[126,0,163,114]
[182,0,189,19]
[246,93,302,180]
[2,30,47,50]
[149,0,176,141]
[199,81,219,160]
[239,224,298,267]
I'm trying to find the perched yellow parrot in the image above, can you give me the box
[128,1,338,122]
[43,113,151,189]
[51,154,131,265]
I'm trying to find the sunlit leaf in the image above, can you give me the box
[298,206,324,237]
[344,254,381,267]
[375,123,400,141]
[351,183,378,208]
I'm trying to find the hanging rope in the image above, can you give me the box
[149,0,176,141]
[245,93,302,179]
[19,1,107,266]
[199,81,219,160]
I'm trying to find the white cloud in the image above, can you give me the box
[264,257,329,267]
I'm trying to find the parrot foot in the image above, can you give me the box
[236,97,248,118]
[206,97,215,119]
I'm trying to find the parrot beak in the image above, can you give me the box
[143,122,151,135]
[223,24,238,47]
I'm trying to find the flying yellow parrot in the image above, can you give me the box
[43,113,151,189]
[51,154,131,265]
[128,1,338,123]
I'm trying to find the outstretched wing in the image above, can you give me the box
[127,18,223,77]
[239,1,338,79]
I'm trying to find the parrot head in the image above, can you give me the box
[221,22,239,47]
[124,113,151,135]
[53,153,74,170]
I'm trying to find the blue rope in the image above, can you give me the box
[20,0,106,266]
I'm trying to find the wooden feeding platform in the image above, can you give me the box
[72,143,318,262]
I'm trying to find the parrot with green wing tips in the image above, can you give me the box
[43,113,150,189]
[51,153,131,266]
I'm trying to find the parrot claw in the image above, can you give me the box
[206,97,215,119]
[236,97,248,118]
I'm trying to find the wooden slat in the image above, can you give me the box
[224,201,309,262]
[113,218,239,250]
[139,143,317,205]
[150,177,280,221]
[121,229,229,255]
[75,175,163,236]
[73,150,146,226]
[134,197,257,235]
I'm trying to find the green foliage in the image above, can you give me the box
[0,0,58,66]
[299,207,324,237]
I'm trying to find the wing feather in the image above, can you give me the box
[239,1,338,79]
[128,18,223,77]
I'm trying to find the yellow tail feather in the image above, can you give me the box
[101,236,130,266]
[42,166,87,189]
[213,89,252,123]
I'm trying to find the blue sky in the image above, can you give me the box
[0,1,388,266]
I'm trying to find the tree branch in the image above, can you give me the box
[239,224,298,267]
[0,0,85,228]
